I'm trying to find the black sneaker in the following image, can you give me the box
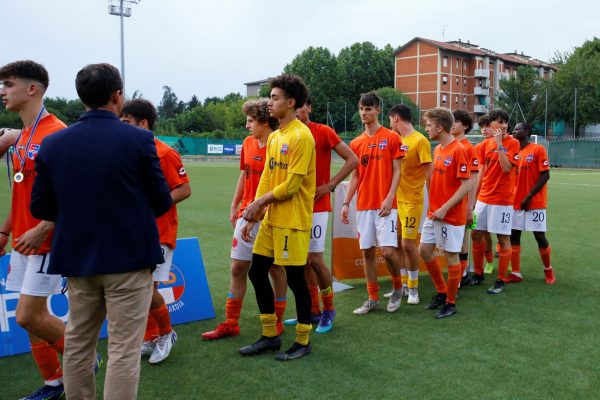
[275,342,311,361]
[239,336,281,356]
[435,303,457,319]
[425,293,447,310]
[460,273,471,289]
[469,273,485,286]
[487,279,505,295]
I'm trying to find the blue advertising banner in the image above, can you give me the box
[0,237,214,358]
[223,144,235,155]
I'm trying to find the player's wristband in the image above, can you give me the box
[342,202,350,208]
[329,183,336,192]
[497,145,506,152]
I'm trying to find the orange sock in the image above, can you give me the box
[425,259,447,294]
[144,313,159,341]
[225,296,243,326]
[539,246,552,268]
[391,275,403,291]
[496,242,501,253]
[511,245,521,274]
[446,264,462,305]
[366,282,380,301]
[320,287,335,311]
[150,303,172,336]
[274,298,287,324]
[308,285,320,315]
[472,240,485,275]
[485,250,494,263]
[49,337,64,354]
[498,248,512,279]
[460,259,468,276]
[31,341,63,384]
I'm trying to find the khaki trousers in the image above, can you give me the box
[63,269,153,400]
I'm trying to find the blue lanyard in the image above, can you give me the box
[6,105,46,187]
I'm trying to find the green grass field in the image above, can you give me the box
[1,162,599,399]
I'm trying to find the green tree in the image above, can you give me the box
[496,65,544,125]
[187,95,199,110]
[350,87,420,132]
[158,86,181,119]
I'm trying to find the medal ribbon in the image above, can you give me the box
[6,105,45,186]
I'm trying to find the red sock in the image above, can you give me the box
[460,259,468,276]
[144,313,159,341]
[498,248,512,279]
[308,285,320,315]
[366,282,380,301]
[485,250,494,263]
[225,297,243,326]
[274,298,287,324]
[511,245,521,274]
[539,246,552,268]
[150,303,172,336]
[31,341,62,384]
[49,337,64,354]
[496,242,501,253]
[320,288,335,311]
[446,264,461,305]
[472,240,485,275]
[425,259,447,294]
[391,275,403,291]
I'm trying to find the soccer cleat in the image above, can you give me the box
[239,336,281,356]
[407,288,420,305]
[544,267,556,284]
[504,273,523,283]
[315,309,336,334]
[435,303,457,319]
[383,284,408,298]
[425,293,447,310]
[20,384,64,400]
[353,299,379,315]
[484,262,495,274]
[275,342,311,361]
[202,322,240,340]
[487,279,505,295]
[469,273,485,286]
[283,318,297,326]
[149,330,177,364]
[460,273,471,289]
[141,340,156,357]
[283,314,321,326]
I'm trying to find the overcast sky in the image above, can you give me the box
[2,0,597,106]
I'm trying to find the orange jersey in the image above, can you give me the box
[460,138,480,173]
[238,136,267,217]
[11,114,66,254]
[155,139,189,249]
[428,139,470,226]
[477,135,520,206]
[349,126,405,211]
[474,137,491,167]
[513,143,549,210]
[307,121,342,213]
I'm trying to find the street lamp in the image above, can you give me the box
[108,0,140,96]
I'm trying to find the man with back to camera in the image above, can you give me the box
[31,63,172,399]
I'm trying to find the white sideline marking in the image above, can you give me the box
[550,182,600,187]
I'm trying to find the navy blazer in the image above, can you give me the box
[30,110,173,277]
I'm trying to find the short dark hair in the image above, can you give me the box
[359,91,381,108]
[305,95,312,107]
[489,109,509,123]
[425,108,454,133]
[0,60,49,89]
[388,104,412,122]
[75,63,123,109]
[478,115,490,127]
[452,110,473,133]
[122,98,158,130]
[242,98,278,131]
[269,74,308,110]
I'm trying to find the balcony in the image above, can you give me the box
[474,87,489,96]
[499,71,510,80]
[474,68,490,78]
[474,105,489,114]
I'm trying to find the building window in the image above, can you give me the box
[442,75,448,85]
[442,94,447,104]
[455,95,458,105]
[463,60,467,70]
[456,77,459,86]
[463,78,467,87]
[463,95,467,105]
[443,56,448,67]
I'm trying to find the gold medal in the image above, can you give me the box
[14,172,24,183]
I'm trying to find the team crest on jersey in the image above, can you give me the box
[443,156,453,166]
[460,164,467,172]
[400,144,408,152]
[542,160,549,166]
[157,264,186,312]
[526,154,534,163]
[280,144,288,155]
[27,144,40,160]
[378,140,388,150]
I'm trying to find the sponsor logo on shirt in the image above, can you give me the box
[27,144,40,160]
[368,144,377,148]
[252,156,263,161]
[269,157,288,170]
[178,166,186,176]
[443,156,453,167]
[514,154,521,160]
[460,164,467,172]
[526,154,534,163]
[378,140,388,150]
[542,160,549,166]
[473,159,479,166]
[281,144,288,155]
[400,144,408,152]
[361,155,370,167]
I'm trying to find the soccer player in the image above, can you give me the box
[120,99,192,363]
[341,92,405,314]
[510,122,555,284]
[285,97,357,333]
[201,99,288,340]
[451,110,479,282]
[387,104,432,305]
[419,108,471,318]
[0,60,67,400]
[471,110,520,294]
[239,74,316,361]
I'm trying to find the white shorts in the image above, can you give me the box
[309,212,329,253]
[153,245,174,282]
[420,218,465,253]
[356,209,398,250]
[474,201,513,235]
[5,251,63,296]
[230,218,260,261]
[512,209,547,232]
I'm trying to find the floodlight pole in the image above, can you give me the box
[109,0,140,97]
[120,0,125,93]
